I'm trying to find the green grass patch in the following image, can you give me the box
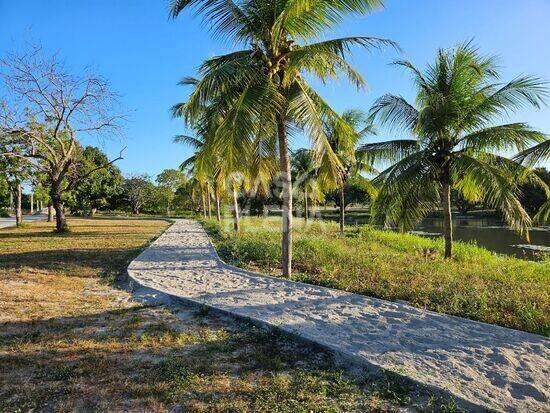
[203,217,550,336]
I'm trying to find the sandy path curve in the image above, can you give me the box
[127,219,549,412]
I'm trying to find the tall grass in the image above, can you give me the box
[203,217,550,336]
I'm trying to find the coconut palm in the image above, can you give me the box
[325,109,377,232]
[169,0,394,276]
[175,134,211,218]
[175,94,278,230]
[365,42,548,258]
[175,95,269,229]
[515,139,550,223]
[291,148,324,221]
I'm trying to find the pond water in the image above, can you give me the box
[416,217,550,260]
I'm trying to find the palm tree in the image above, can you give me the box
[365,42,548,258]
[175,134,206,215]
[515,139,550,223]
[169,0,394,276]
[291,148,323,221]
[325,109,377,232]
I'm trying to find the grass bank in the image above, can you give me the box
[203,217,550,336]
[1,218,455,412]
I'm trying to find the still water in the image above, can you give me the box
[417,217,550,260]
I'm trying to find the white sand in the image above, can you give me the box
[127,219,549,412]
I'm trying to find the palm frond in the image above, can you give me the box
[533,199,550,224]
[453,153,532,238]
[289,79,345,184]
[273,0,384,45]
[369,94,419,132]
[514,139,550,166]
[372,150,439,230]
[460,123,546,154]
[459,76,549,132]
[173,134,204,149]
[358,139,419,163]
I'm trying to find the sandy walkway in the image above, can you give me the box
[127,219,549,412]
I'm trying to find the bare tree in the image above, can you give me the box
[0,47,124,232]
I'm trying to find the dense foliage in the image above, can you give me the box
[67,146,124,215]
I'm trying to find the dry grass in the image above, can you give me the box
[1,218,453,412]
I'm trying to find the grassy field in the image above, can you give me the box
[0,218,460,412]
[203,217,550,336]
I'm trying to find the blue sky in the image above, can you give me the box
[1,0,549,176]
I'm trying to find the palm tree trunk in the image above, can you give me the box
[206,183,212,219]
[201,188,207,218]
[339,185,345,233]
[232,185,240,232]
[304,189,309,222]
[215,187,221,222]
[15,183,23,227]
[277,113,292,277]
[30,192,34,214]
[440,180,453,258]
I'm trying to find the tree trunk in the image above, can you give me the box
[304,189,309,222]
[50,181,68,232]
[90,207,97,216]
[215,189,221,222]
[232,185,240,232]
[15,184,23,227]
[206,184,212,219]
[201,189,207,218]
[47,203,54,222]
[440,179,453,258]
[9,190,13,215]
[30,192,34,214]
[339,185,345,233]
[277,113,292,277]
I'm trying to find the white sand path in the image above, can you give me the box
[127,219,549,412]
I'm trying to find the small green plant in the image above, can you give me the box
[194,305,210,317]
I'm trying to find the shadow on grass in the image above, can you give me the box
[0,248,143,279]
[0,304,429,412]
